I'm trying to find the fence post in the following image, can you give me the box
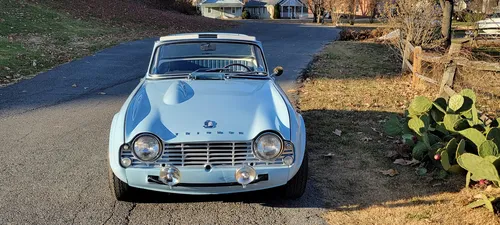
[412,46,422,87]
[439,61,457,97]
[401,40,410,73]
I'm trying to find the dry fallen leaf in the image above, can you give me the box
[333,129,342,136]
[474,194,484,199]
[393,158,420,166]
[323,153,335,158]
[385,150,399,158]
[379,169,399,177]
[361,137,372,142]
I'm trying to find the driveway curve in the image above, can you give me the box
[0,21,339,225]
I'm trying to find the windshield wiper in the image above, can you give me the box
[225,71,269,79]
[149,73,192,79]
[191,68,230,73]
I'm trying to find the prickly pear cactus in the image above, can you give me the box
[457,153,500,183]
[448,95,464,112]
[409,96,433,116]
[383,89,500,186]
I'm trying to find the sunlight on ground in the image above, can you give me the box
[299,41,500,224]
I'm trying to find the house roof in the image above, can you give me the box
[278,0,305,6]
[244,1,267,7]
[201,0,243,7]
[243,0,303,7]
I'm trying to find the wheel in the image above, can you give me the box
[108,166,133,201]
[282,151,308,199]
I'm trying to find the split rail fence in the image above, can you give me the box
[401,39,500,97]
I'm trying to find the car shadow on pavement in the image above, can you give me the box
[126,181,326,208]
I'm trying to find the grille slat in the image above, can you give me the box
[121,141,294,168]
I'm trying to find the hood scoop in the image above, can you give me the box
[163,81,194,105]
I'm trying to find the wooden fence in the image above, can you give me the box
[401,39,500,97]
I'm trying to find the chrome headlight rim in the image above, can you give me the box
[252,131,284,161]
[131,133,163,162]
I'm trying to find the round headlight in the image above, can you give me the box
[253,132,283,160]
[133,134,161,161]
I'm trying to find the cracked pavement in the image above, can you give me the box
[0,22,339,225]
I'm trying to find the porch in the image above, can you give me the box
[279,0,306,19]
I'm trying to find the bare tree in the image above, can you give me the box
[483,0,490,13]
[346,0,358,25]
[382,0,442,55]
[308,0,325,23]
[324,0,347,24]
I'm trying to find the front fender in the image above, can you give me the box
[288,112,306,180]
[109,113,127,183]
[109,79,146,183]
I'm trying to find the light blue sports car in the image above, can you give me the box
[108,33,307,200]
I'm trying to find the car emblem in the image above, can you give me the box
[203,120,217,128]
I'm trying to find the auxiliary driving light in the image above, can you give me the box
[121,158,132,167]
[283,156,294,166]
[159,165,181,188]
[235,166,257,188]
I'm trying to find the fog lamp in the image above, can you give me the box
[235,166,257,188]
[121,158,132,167]
[283,156,294,166]
[159,165,181,188]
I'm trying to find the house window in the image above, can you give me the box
[232,7,236,14]
[208,8,212,13]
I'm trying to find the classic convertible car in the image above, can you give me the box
[108,33,307,200]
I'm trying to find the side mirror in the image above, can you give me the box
[272,66,284,77]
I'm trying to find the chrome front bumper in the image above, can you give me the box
[124,165,291,195]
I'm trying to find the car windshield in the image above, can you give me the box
[149,42,267,75]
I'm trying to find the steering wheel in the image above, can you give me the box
[223,63,251,72]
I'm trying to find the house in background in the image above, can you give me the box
[278,0,307,19]
[243,0,307,19]
[244,0,278,19]
[200,0,244,18]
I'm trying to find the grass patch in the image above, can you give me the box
[0,0,121,85]
[0,0,234,86]
[299,41,500,224]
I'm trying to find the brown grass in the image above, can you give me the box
[299,41,500,224]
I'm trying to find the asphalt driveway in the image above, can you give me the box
[0,21,339,225]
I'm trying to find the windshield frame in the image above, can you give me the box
[146,39,269,78]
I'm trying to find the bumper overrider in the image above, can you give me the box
[111,131,301,195]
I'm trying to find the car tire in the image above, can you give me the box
[108,166,133,201]
[282,151,308,199]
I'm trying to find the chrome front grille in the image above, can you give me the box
[121,141,294,168]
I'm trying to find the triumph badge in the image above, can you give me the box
[203,120,217,128]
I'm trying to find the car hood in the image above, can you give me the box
[124,78,291,143]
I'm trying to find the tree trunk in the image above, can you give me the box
[482,0,489,13]
[316,7,321,23]
[442,0,453,48]
[369,4,376,23]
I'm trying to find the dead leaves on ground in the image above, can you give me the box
[393,158,420,166]
[379,168,399,177]
[379,159,420,177]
